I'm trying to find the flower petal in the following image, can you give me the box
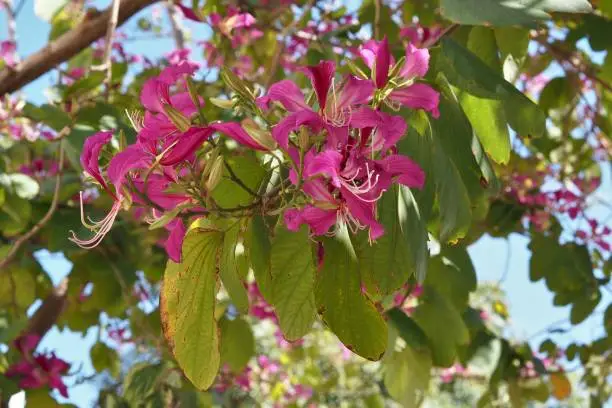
[400,44,430,79]
[81,131,113,193]
[341,187,384,240]
[160,127,213,165]
[377,154,425,189]
[271,109,322,150]
[107,144,152,192]
[390,83,440,118]
[374,36,391,88]
[285,206,337,236]
[260,80,308,112]
[301,60,335,110]
[305,149,343,187]
[337,76,375,110]
[165,219,187,263]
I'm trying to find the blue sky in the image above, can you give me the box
[2,0,611,405]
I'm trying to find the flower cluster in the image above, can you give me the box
[259,38,438,239]
[5,334,71,397]
[1,96,56,142]
[73,36,439,262]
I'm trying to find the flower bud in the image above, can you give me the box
[206,156,224,191]
[162,104,191,133]
[298,127,310,151]
[209,97,235,109]
[241,118,276,150]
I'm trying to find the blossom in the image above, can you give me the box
[5,335,70,398]
[259,60,375,149]
[0,40,17,67]
[359,40,440,118]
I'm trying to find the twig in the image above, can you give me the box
[0,139,65,270]
[0,0,158,95]
[3,0,17,45]
[534,35,612,93]
[92,0,121,86]
[165,1,185,49]
[374,0,381,39]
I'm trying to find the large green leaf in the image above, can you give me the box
[398,186,429,283]
[219,221,249,313]
[458,27,510,164]
[219,316,255,372]
[358,188,413,295]
[246,215,273,302]
[270,225,316,340]
[425,246,477,310]
[384,344,432,407]
[161,228,222,390]
[316,232,388,360]
[123,363,165,403]
[412,287,470,367]
[440,0,592,26]
[438,39,546,138]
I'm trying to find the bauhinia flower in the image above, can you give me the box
[258,60,375,149]
[359,37,440,118]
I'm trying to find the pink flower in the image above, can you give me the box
[0,40,17,67]
[359,40,440,118]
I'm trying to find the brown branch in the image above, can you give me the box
[165,1,185,49]
[0,139,65,270]
[0,0,159,95]
[25,278,69,340]
[374,0,381,39]
[534,36,612,93]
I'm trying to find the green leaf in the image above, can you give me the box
[398,186,429,282]
[458,27,510,164]
[539,77,577,113]
[0,173,40,200]
[384,344,432,407]
[63,71,106,98]
[358,188,413,295]
[246,215,273,302]
[212,155,266,208]
[438,39,546,138]
[440,0,592,26]
[161,228,222,390]
[91,342,121,378]
[412,287,469,367]
[22,103,71,131]
[219,316,255,372]
[219,222,249,313]
[425,246,477,310]
[570,290,601,324]
[123,363,164,403]
[34,0,68,22]
[0,193,32,236]
[270,225,316,340]
[316,232,388,360]
[386,308,429,351]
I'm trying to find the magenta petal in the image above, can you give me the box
[376,111,408,150]
[303,178,335,202]
[305,150,343,187]
[15,334,40,355]
[271,109,322,149]
[165,219,187,263]
[285,206,337,236]
[81,131,113,193]
[210,122,268,151]
[337,76,375,110]
[264,80,308,112]
[170,92,200,117]
[174,2,203,21]
[359,40,379,69]
[377,154,425,189]
[160,127,214,165]
[107,144,152,192]
[349,106,381,129]
[158,61,198,84]
[390,84,440,118]
[140,78,167,113]
[341,187,384,240]
[375,36,391,88]
[301,60,335,110]
[400,43,430,79]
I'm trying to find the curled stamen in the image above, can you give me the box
[70,200,122,249]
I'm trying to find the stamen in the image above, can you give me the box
[69,200,121,248]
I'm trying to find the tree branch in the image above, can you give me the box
[25,278,69,340]
[0,0,159,96]
[165,1,185,49]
